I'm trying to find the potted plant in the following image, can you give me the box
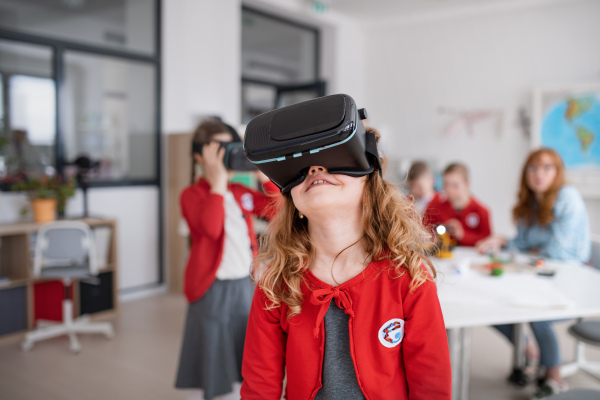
[11,175,76,223]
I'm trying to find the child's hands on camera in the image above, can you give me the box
[203,141,228,195]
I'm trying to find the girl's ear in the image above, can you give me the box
[193,153,203,164]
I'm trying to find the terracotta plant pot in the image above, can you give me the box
[31,198,57,223]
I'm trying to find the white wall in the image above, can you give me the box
[162,0,242,132]
[363,0,600,236]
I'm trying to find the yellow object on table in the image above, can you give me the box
[435,225,453,259]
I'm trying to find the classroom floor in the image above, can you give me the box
[0,294,599,400]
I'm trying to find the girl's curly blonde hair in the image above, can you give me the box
[252,128,436,317]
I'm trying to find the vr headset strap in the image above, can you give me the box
[328,130,382,177]
[365,129,383,176]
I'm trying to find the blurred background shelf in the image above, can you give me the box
[0,218,118,338]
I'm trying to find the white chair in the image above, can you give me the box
[22,221,114,353]
[562,235,600,380]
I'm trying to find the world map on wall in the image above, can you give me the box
[541,95,600,169]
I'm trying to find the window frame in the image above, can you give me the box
[0,1,164,285]
[241,6,324,122]
[0,0,162,188]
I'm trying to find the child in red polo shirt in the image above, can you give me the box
[424,162,491,246]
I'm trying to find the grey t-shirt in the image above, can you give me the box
[314,300,366,400]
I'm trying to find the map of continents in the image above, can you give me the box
[541,95,600,169]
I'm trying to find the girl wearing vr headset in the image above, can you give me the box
[241,128,451,399]
[175,119,279,400]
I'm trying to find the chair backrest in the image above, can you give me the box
[34,221,98,278]
[591,234,600,271]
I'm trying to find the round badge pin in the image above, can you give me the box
[466,212,480,228]
[378,318,404,348]
[241,193,254,211]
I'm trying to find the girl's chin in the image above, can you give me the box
[532,184,549,193]
[305,199,357,214]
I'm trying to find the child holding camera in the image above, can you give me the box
[175,119,279,400]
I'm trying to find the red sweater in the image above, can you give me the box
[423,193,491,246]
[241,259,452,400]
[180,178,279,303]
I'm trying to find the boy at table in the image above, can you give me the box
[423,163,491,247]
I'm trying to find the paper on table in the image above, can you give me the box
[437,273,575,309]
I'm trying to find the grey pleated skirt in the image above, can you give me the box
[175,276,254,400]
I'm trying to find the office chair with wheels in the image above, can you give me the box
[22,221,114,353]
[562,235,600,381]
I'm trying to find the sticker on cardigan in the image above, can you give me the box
[241,193,254,212]
[465,213,480,228]
[378,318,404,348]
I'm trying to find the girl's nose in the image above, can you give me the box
[308,166,327,175]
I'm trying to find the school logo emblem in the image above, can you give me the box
[465,213,480,228]
[241,193,254,212]
[378,318,404,348]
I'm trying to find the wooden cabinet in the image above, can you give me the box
[166,133,193,294]
[0,218,119,341]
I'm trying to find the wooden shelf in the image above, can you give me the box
[0,217,115,236]
[98,264,115,272]
[0,279,28,290]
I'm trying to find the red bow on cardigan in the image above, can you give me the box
[310,286,355,338]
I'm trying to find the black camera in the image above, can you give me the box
[192,141,256,172]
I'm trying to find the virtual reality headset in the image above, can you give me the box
[192,141,256,172]
[243,93,381,192]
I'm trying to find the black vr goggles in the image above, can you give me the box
[243,94,382,193]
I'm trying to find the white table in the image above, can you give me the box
[434,247,600,400]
